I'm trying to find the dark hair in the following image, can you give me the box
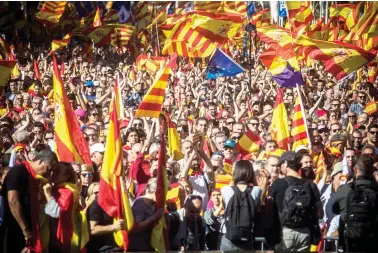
[368,124,378,132]
[58,162,78,184]
[355,154,374,177]
[233,160,255,185]
[32,149,58,165]
[286,153,303,173]
[196,117,208,125]
[125,127,139,142]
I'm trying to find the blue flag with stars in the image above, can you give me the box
[206,48,245,79]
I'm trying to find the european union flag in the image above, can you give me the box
[247,2,255,18]
[206,48,245,79]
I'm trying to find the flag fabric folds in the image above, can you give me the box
[36,1,67,25]
[0,60,16,86]
[194,1,246,17]
[52,54,91,165]
[250,8,271,27]
[365,101,377,115]
[136,54,160,76]
[135,54,177,118]
[151,118,169,251]
[163,114,184,161]
[98,79,134,251]
[286,1,313,28]
[87,27,113,46]
[270,90,290,150]
[33,59,41,81]
[111,25,135,48]
[206,48,245,79]
[295,35,376,80]
[51,34,72,52]
[291,97,309,151]
[236,129,263,155]
[93,5,102,27]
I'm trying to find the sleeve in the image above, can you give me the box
[44,198,61,218]
[131,199,147,224]
[87,199,102,222]
[131,153,146,182]
[5,166,22,191]
[251,186,262,207]
[204,209,216,226]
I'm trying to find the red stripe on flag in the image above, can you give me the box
[138,102,163,111]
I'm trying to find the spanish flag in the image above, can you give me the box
[163,113,184,161]
[194,1,246,17]
[93,5,102,27]
[250,8,271,27]
[365,101,377,115]
[257,25,293,48]
[87,27,113,46]
[270,90,290,150]
[291,97,309,151]
[151,117,169,251]
[0,60,16,86]
[286,1,313,29]
[51,33,72,52]
[98,80,134,250]
[135,54,177,118]
[329,4,356,26]
[52,54,92,165]
[236,129,263,155]
[295,34,376,80]
[33,59,41,80]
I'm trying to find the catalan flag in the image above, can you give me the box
[286,1,313,29]
[52,54,91,165]
[151,119,169,251]
[315,151,326,184]
[162,20,216,58]
[93,5,102,27]
[295,35,376,80]
[365,101,377,115]
[111,25,135,48]
[344,2,378,41]
[136,54,159,75]
[250,8,271,27]
[36,1,67,25]
[291,97,309,151]
[135,54,177,118]
[98,79,134,251]
[0,60,16,86]
[270,90,290,150]
[51,33,72,52]
[190,12,245,44]
[194,1,247,17]
[236,129,263,155]
[215,173,233,190]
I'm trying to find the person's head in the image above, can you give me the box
[179,177,193,196]
[326,88,334,100]
[196,117,208,133]
[32,96,43,110]
[184,195,202,221]
[233,160,255,185]
[248,117,259,133]
[232,122,244,134]
[210,189,222,207]
[30,149,59,180]
[132,118,144,129]
[310,129,322,145]
[317,80,325,92]
[52,162,77,185]
[90,143,105,166]
[297,152,315,180]
[368,124,378,144]
[278,151,301,176]
[80,164,94,187]
[181,140,193,156]
[330,123,342,136]
[225,117,235,131]
[85,127,99,146]
[354,154,375,179]
[145,177,158,199]
[330,133,347,152]
[125,127,140,145]
[357,91,367,105]
[214,135,227,152]
[352,130,363,149]
[87,109,99,123]
[265,140,277,152]
[223,139,236,160]
[31,122,45,140]
[345,148,356,168]
[208,102,217,117]
[265,156,280,182]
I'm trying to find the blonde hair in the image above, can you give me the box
[81,164,94,173]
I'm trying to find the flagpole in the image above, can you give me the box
[296,83,312,148]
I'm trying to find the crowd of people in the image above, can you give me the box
[0,17,378,253]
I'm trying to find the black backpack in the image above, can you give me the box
[280,177,312,228]
[224,185,255,242]
[345,182,378,240]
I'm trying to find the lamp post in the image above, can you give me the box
[245,23,256,87]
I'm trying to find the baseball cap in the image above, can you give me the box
[224,139,236,149]
[85,80,94,87]
[278,151,296,165]
[90,143,105,155]
[331,162,343,178]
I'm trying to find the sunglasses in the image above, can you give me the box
[226,121,235,125]
[369,131,378,135]
[133,123,143,127]
[82,172,93,178]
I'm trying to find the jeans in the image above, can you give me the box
[219,235,254,251]
[275,226,311,252]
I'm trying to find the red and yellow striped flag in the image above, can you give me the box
[295,34,376,80]
[33,59,41,81]
[0,60,16,86]
[162,20,216,58]
[215,173,233,190]
[136,54,159,75]
[36,1,67,24]
[93,5,102,27]
[286,1,313,28]
[250,8,271,27]
[236,129,263,155]
[329,3,356,29]
[315,151,326,184]
[270,90,290,150]
[135,54,177,118]
[98,79,134,251]
[51,33,71,52]
[365,101,377,115]
[194,1,246,16]
[52,54,91,164]
[291,96,309,151]
[151,118,169,251]
[111,25,135,48]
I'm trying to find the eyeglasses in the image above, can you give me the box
[133,123,143,127]
[332,129,341,133]
[348,115,356,118]
[91,113,98,116]
[82,172,93,178]
[226,121,235,125]
[249,122,258,126]
[369,131,378,135]
[359,96,366,99]
[331,104,339,106]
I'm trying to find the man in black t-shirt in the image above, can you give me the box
[269,151,323,252]
[0,149,58,253]
[86,197,124,253]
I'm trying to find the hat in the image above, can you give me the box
[85,80,94,87]
[119,119,129,130]
[330,133,347,144]
[90,143,105,155]
[295,145,309,153]
[224,139,236,149]
[75,108,86,118]
[331,162,343,178]
[278,151,296,165]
